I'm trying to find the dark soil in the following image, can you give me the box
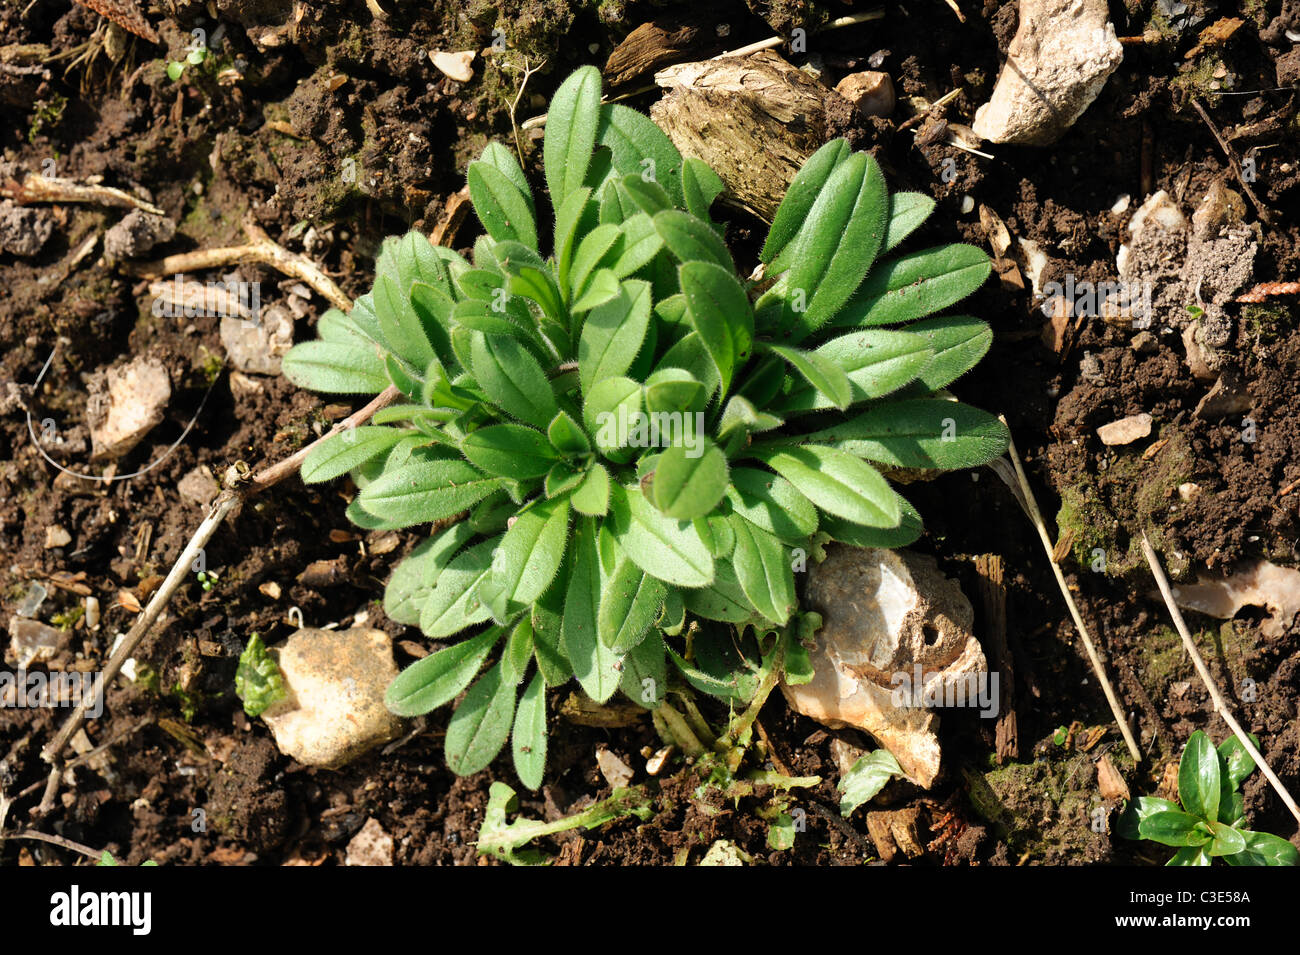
[2,0,1298,866]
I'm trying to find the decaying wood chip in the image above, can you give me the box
[1,173,164,216]
[603,14,720,89]
[72,0,158,44]
[651,50,852,220]
[559,693,644,728]
[1184,18,1244,60]
[1095,752,1131,801]
[865,807,926,862]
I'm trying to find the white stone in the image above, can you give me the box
[431,50,475,83]
[220,304,293,376]
[971,0,1123,145]
[345,817,394,866]
[262,627,403,768]
[779,546,986,788]
[1096,412,1152,446]
[85,356,171,461]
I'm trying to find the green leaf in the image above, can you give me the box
[909,315,993,391]
[487,497,570,608]
[468,160,538,249]
[420,536,501,638]
[570,268,620,314]
[652,209,734,270]
[681,156,724,222]
[512,670,547,790]
[500,617,535,685]
[833,244,991,328]
[821,500,924,549]
[583,376,643,461]
[1138,810,1212,847]
[1207,821,1248,857]
[478,140,534,215]
[358,459,501,528]
[598,557,666,653]
[544,66,602,208]
[301,426,407,484]
[374,272,438,367]
[729,515,797,625]
[462,424,559,479]
[578,279,652,394]
[680,559,759,625]
[567,222,621,299]
[1179,730,1221,823]
[1225,830,1300,866]
[780,151,888,339]
[469,332,558,429]
[608,484,714,587]
[1218,735,1258,789]
[445,661,517,776]
[563,518,623,702]
[621,632,667,706]
[282,340,388,394]
[774,330,933,414]
[643,367,707,416]
[753,445,901,529]
[762,138,851,266]
[726,468,818,542]
[768,344,852,411]
[547,410,591,455]
[1167,846,1211,866]
[383,522,477,625]
[883,191,935,252]
[648,437,728,520]
[679,260,753,396]
[572,462,611,516]
[812,398,1010,470]
[612,212,663,277]
[1116,796,1183,840]
[385,626,502,716]
[235,634,287,717]
[838,750,905,816]
[594,103,685,205]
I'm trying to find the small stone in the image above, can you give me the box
[45,525,71,549]
[0,199,54,256]
[103,209,176,262]
[345,817,393,866]
[85,356,171,461]
[8,617,69,667]
[700,839,748,866]
[1096,412,1153,446]
[431,50,475,83]
[85,595,100,631]
[1130,330,1157,353]
[971,0,1123,145]
[1178,482,1201,503]
[1191,179,1245,240]
[1194,370,1251,420]
[262,627,404,768]
[834,70,895,117]
[177,466,221,507]
[596,746,635,789]
[779,546,986,788]
[220,304,293,376]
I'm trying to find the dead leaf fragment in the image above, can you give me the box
[1171,560,1300,638]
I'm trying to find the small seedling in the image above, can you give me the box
[166,45,207,82]
[195,569,217,592]
[234,633,287,717]
[281,65,1007,789]
[1119,730,1298,866]
[97,850,158,866]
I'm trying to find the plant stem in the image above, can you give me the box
[1139,534,1300,826]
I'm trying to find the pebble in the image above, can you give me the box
[1096,413,1153,446]
[85,356,171,461]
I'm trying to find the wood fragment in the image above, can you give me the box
[602,13,721,89]
[72,0,158,44]
[975,554,1018,762]
[1,173,164,216]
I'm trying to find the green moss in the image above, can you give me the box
[1137,621,1260,704]
[50,606,84,631]
[1055,429,1193,578]
[979,756,1113,862]
[28,93,68,143]
[1172,55,1227,101]
[1243,303,1290,344]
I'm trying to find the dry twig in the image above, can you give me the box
[1139,534,1300,826]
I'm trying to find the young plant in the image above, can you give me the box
[280,66,1009,788]
[1119,730,1298,866]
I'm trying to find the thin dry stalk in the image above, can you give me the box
[988,420,1142,763]
[1,172,164,215]
[1139,533,1300,826]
